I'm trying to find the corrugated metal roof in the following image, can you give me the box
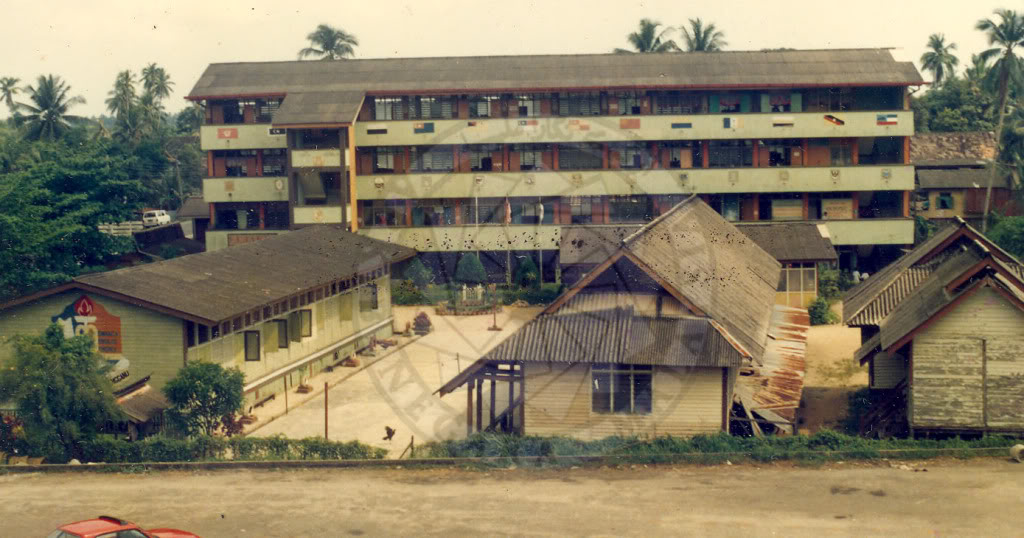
[734,222,838,262]
[734,305,808,429]
[625,198,781,362]
[917,168,1010,190]
[188,49,922,99]
[176,196,208,219]
[482,305,744,367]
[69,225,415,324]
[272,90,365,125]
[116,384,169,424]
[560,225,639,265]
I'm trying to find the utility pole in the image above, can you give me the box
[324,381,329,440]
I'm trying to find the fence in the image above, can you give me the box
[98,221,145,237]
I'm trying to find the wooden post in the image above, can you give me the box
[476,378,483,432]
[489,376,496,428]
[518,362,525,433]
[284,375,289,414]
[508,370,515,431]
[324,381,329,440]
[466,380,474,436]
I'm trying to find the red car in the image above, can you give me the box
[46,515,198,538]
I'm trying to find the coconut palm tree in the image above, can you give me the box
[680,18,726,52]
[141,63,174,101]
[16,74,86,141]
[976,8,1024,230]
[1,77,21,116]
[964,53,991,93]
[105,70,136,117]
[613,19,679,54]
[298,24,359,60]
[920,34,959,87]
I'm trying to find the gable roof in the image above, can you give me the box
[842,217,1024,326]
[0,226,415,325]
[547,196,781,363]
[917,167,1010,190]
[733,222,837,262]
[272,90,365,126]
[176,196,209,219]
[188,49,922,103]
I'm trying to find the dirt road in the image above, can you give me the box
[4,459,1021,537]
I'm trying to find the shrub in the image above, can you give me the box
[522,283,562,305]
[78,434,385,463]
[808,297,839,325]
[455,253,487,285]
[392,279,427,305]
[513,256,539,288]
[402,257,433,288]
[817,264,842,302]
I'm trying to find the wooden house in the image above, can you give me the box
[437,196,808,439]
[844,217,1024,436]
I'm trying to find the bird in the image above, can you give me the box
[383,426,396,441]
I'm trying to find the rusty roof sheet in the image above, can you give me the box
[482,305,744,367]
[70,225,414,324]
[189,49,922,100]
[734,222,838,262]
[734,305,808,430]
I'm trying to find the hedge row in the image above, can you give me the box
[79,435,387,463]
[420,430,1019,464]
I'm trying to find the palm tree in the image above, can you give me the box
[976,9,1024,230]
[680,18,726,52]
[613,19,679,53]
[964,53,991,93]
[298,24,358,60]
[105,70,136,117]
[113,102,145,144]
[141,63,174,101]
[16,74,86,141]
[1,77,21,116]
[137,90,166,135]
[920,34,959,87]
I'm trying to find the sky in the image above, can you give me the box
[2,0,1015,118]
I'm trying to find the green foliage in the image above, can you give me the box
[163,361,244,437]
[158,244,184,259]
[0,325,122,462]
[298,24,359,60]
[816,264,842,302]
[455,253,487,285]
[613,19,679,54]
[0,138,145,301]
[840,387,878,435]
[915,214,938,244]
[808,297,839,325]
[78,434,387,463]
[513,256,539,288]
[402,257,433,288]
[15,74,87,141]
[419,431,1018,465]
[987,215,1024,259]
[391,279,427,305]
[911,78,995,133]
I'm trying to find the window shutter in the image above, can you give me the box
[264,323,279,353]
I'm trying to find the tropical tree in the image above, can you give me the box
[680,18,726,52]
[141,63,173,101]
[298,24,359,60]
[0,325,122,462]
[15,74,86,141]
[964,53,991,92]
[976,8,1024,230]
[613,19,679,53]
[163,361,244,437]
[174,105,202,135]
[105,70,136,117]
[1,76,21,116]
[920,33,959,87]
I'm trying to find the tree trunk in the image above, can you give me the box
[983,56,1011,233]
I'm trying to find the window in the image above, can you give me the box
[467,144,500,171]
[830,141,853,166]
[474,198,504,224]
[514,144,545,171]
[198,324,209,344]
[767,93,791,112]
[708,140,753,168]
[937,192,954,210]
[609,196,652,223]
[558,92,600,116]
[363,199,407,227]
[558,144,602,170]
[656,92,705,114]
[262,149,286,175]
[615,143,648,169]
[186,321,196,347]
[360,284,379,312]
[372,147,400,173]
[592,364,652,414]
[509,198,543,224]
[412,96,454,119]
[615,92,643,115]
[569,196,594,224]
[805,88,852,112]
[299,310,312,338]
[275,319,289,348]
[718,94,742,113]
[412,147,454,172]
[469,95,499,118]
[412,199,451,226]
[374,97,402,120]
[779,263,817,293]
[265,202,289,229]
[244,331,261,361]
[256,98,282,123]
[514,94,542,117]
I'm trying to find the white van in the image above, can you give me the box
[142,210,171,228]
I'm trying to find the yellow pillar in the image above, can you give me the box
[348,127,359,232]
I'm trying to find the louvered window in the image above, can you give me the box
[592,365,652,414]
[558,144,602,170]
[374,97,402,120]
[413,148,454,172]
[558,92,601,116]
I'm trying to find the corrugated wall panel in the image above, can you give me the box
[870,352,906,389]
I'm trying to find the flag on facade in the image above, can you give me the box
[413,122,435,134]
[876,114,899,126]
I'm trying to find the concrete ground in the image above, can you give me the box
[5,459,1022,537]
[250,306,542,456]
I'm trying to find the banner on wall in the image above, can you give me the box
[51,295,123,355]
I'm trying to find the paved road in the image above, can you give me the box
[4,458,1021,537]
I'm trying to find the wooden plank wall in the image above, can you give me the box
[912,287,1024,430]
[523,363,724,440]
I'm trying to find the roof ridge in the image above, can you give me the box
[621,194,698,245]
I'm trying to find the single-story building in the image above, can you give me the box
[844,217,1024,437]
[176,195,211,245]
[561,221,836,308]
[0,225,414,420]
[438,196,807,439]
